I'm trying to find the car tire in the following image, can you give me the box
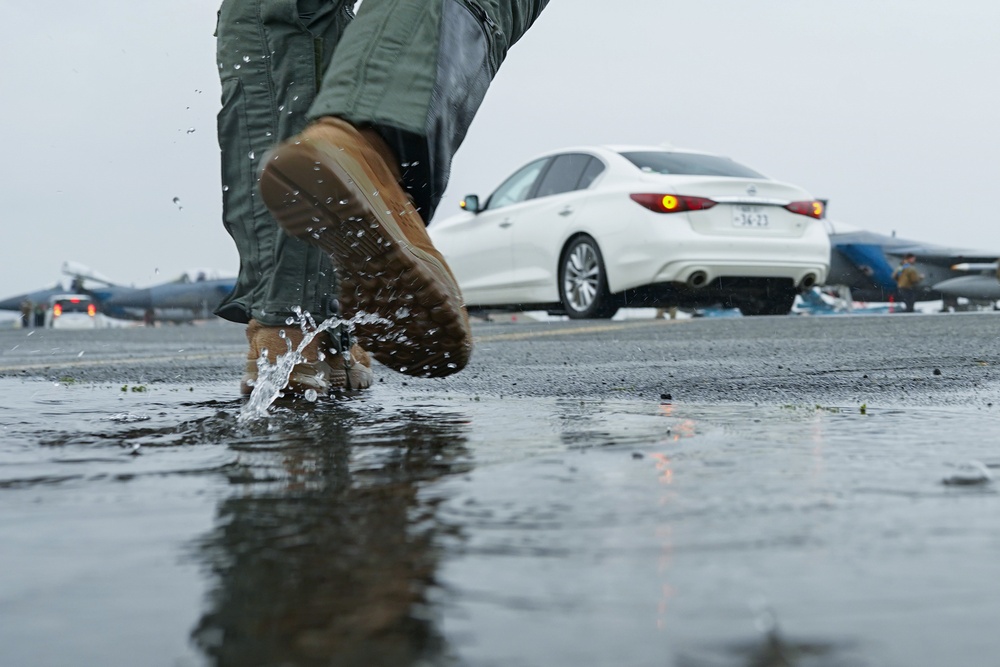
[559,236,619,319]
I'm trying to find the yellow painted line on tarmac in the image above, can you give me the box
[474,318,684,343]
[0,352,243,372]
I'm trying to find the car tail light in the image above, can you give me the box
[630,193,717,214]
[784,200,824,219]
[88,304,96,317]
[53,304,63,317]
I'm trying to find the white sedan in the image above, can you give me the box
[429,145,830,317]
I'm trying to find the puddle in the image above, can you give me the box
[2,379,1000,666]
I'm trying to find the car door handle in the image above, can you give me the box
[499,219,513,228]
[558,206,574,217]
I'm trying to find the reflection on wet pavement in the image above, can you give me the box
[191,400,474,667]
[3,379,1000,666]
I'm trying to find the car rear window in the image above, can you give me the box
[54,298,92,313]
[620,151,765,178]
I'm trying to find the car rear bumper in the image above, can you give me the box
[607,223,830,292]
[652,258,828,289]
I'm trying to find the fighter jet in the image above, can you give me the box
[0,262,236,324]
[825,220,1000,306]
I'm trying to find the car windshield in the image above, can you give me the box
[620,151,765,178]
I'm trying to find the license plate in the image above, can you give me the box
[732,205,770,228]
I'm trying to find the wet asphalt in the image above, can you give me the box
[2,312,1000,667]
[4,312,1000,405]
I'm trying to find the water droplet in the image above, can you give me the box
[172,197,183,210]
[186,127,196,134]
[339,198,349,205]
[248,151,255,160]
[234,64,242,70]
[242,55,251,63]
[222,185,230,192]
[304,388,318,402]
[446,363,457,369]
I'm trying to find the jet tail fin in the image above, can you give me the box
[61,261,119,287]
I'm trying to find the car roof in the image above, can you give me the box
[536,144,722,159]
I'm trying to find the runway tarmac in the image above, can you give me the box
[2,313,999,666]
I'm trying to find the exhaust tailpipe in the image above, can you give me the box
[686,271,709,288]
[799,273,818,289]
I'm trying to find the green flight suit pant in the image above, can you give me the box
[214,0,548,328]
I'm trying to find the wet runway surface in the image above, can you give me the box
[2,314,1000,666]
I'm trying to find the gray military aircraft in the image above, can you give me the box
[825,220,1000,306]
[0,262,236,324]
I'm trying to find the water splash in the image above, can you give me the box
[238,310,391,422]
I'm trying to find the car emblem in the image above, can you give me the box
[746,185,757,196]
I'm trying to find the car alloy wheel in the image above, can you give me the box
[559,236,617,319]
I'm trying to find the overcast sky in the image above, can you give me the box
[3,0,998,297]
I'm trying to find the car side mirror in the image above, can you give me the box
[460,194,480,214]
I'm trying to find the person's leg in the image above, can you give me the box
[310,0,549,221]
[216,0,354,327]
[216,0,372,394]
[259,0,549,378]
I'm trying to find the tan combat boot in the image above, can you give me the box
[257,116,472,378]
[241,320,373,396]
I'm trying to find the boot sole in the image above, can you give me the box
[259,140,471,377]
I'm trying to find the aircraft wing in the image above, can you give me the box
[0,287,66,311]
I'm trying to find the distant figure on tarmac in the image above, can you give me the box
[892,253,923,313]
[19,300,32,329]
[215,0,549,397]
